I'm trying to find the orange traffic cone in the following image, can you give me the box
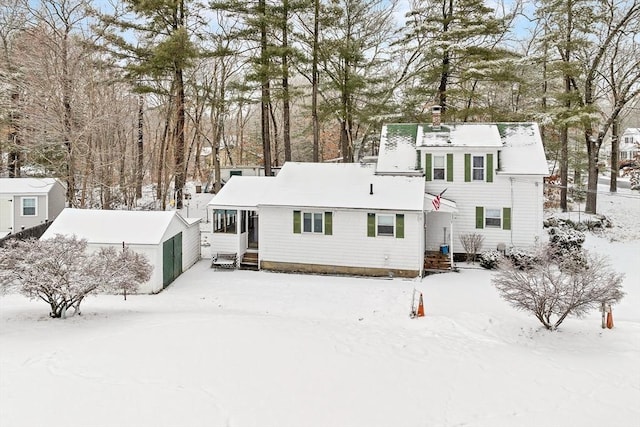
[416,293,425,317]
[606,311,614,329]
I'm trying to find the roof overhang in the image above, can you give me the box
[424,194,457,213]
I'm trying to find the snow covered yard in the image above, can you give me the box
[1,188,639,427]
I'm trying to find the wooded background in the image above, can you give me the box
[1,0,638,213]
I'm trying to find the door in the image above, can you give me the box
[162,232,183,288]
[248,211,258,249]
[0,197,12,234]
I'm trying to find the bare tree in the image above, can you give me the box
[459,233,484,263]
[492,245,624,330]
[0,235,152,318]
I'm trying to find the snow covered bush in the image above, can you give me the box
[479,250,502,269]
[459,233,484,263]
[507,248,538,270]
[548,226,585,251]
[492,245,624,331]
[0,235,152,318]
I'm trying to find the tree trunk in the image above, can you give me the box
[282,0,291,163]
[311,0,320,162]
[610,118,619,192]
[260,0,272,176]
[136,94,144,199]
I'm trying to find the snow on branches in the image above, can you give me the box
[0,235,152,318]
[492,245,624,331]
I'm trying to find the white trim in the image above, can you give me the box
[21,197,37,217]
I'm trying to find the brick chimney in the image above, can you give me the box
[432,105,442,130]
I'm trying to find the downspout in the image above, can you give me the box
[450,213,454,269]
[510,177,514,247]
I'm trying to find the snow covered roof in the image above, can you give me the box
[41,208,194,245]
[0,177,61,195]
[377,122,548,176]
[497,123,549,175]
[208,162,425,211]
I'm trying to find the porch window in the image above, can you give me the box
[213,209,237,233]
[21,197,37,216]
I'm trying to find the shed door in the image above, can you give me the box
[0,197,12,234]
[162,232,183,288]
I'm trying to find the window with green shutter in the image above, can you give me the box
[446,153,454,182]
[465,154,471,182]
[396,214,404,239]
[502,207,511,230]
[425,153,432,181]
[293,210,301,233]
[367,213,376,237]
[324,212,333,235]
[487,153,494,182]
[475,206,484,229]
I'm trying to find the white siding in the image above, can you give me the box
[259,206,423,272]
[422,148,544,253]
[182,222,201,270]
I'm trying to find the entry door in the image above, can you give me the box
[248,211,258,249]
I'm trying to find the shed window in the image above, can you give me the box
[213,209,237,233]
[22,197,37,216]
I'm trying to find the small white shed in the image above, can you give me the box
[0,178,66,236]
[41,208,201,293]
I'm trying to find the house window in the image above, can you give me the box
[303,212,324,233]
[213,209,237,233]
[294,211,332,235]
[472,156,485,181]
[22,197,37,216]
[433,155,445,180]
[367,213,404,238]
[485,208,502,228]
[377,215,395,236]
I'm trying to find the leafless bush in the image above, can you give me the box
[459,233,484,262]
[492,245,624,330]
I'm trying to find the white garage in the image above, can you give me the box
[41,208,201,293]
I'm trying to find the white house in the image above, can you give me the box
[379,121,549,256]
[41,208,201,293]
[207,120,548,277]
[0,178,66,236]
[619,128,640,162]
[208,163,426,277]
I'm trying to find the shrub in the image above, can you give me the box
[479,250,502,269]
[459,233,484,263]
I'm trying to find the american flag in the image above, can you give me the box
[432,189,447,211]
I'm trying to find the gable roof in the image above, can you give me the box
[0,178,61,195]
[377,122,548,176]
[208,162,425,212]
[41,208,190,245]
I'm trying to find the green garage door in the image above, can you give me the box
[162,232,183,288]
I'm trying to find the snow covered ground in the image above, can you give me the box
[1,185,639,427]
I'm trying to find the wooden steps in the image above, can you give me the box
[240,251,259,270]
[424,251,451,272]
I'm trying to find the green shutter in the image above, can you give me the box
[465,154,471,182]
[487,153,493,182]
[475,206,484,229]
[367,213,376,237]
[503,207,511,230]
[425,153,432,181]
[324,212,333,235]
[416,150,421,170]
[447,153,454,182]
[293,210,301,234]
[396,214,404,239]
